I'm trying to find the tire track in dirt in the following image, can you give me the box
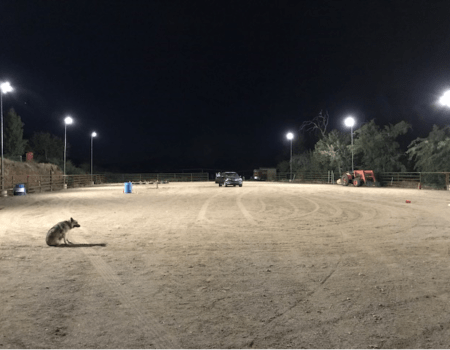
[63,197,180,349]
[321,194,450,346]
[247,190,380,347]
[196,192,221,224]
[236,191,258,226]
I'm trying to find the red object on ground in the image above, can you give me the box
[406,200,411,203]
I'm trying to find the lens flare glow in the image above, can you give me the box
[0,82,13,93]
[344,116,355,127]
[439,91,450,107]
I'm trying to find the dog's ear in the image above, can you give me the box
[70,217,74,222]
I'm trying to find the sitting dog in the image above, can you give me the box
[46,218,80,246]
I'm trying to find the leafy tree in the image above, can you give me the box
[277,151,323,175]
[4,108,27,158]
[406,125,450,171]
[65,160,86,175]
[277,160,290,173]
[294,151,324,173]
[353,120,410,172]
[313,129,351,175]
[29,132,64,167]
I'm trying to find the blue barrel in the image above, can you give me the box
[124,182,132,194]
[14,184,26,196]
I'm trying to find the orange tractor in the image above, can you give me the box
[341,170,378,187]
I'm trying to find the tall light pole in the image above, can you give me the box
[286,132,294,181]
[91,132,97,178]
[64,116,73,180]
[1,82,13,197]
[344,116,355,173]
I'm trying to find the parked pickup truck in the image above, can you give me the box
[215,172,243,187]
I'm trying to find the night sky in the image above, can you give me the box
[1,0,450,174]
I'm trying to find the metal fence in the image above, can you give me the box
[103,172,209,183]
[379,172,450,190]
[2,170,449,195]
[274,171,450,190]
[0,172,209,196]
[276,171,336,184]
[1,174,106,195]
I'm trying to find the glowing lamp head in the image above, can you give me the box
[64,116,73,125]
[344,116,355,128]
[91,132,97,137]
[286,132,294,140]
[439,90,450,107]
[0,82,13,94]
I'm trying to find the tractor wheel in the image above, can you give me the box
[341,175,350,186]
[353,178,362,187]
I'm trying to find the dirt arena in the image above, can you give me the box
[1,181,450,349]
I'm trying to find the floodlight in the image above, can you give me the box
[439,90,450,107]
[344,116,355,127]
[0,82,13,93]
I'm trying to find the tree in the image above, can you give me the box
[4,108,27,159]
[29,132,64,167]
[407,125,450,172]
[313,129,351,175]
[299,110,329,139]
[65,160,87,175]
[352,120,410,173]
[277,151,323,175]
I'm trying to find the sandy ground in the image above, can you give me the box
[1,181,450,349]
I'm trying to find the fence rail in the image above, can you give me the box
[274,171,450,190]
[1,174,106,195]
[103,172,209,183]
[379,172,450,190]
[276,171,336,184]
[2,171,449,195]
[0,172,208,196]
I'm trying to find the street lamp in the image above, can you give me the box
[91,132,97,178]
[344,116,355,173]
[286,132,294,181]
[64,116,73,180]
[439,90,450,107]
[1,81,13,197]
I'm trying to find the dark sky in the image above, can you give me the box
[1,0,450,174]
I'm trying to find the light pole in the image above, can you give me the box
[344,116,355,173]
[64,116,73,182]
[91,132,97,178]
[1,82,13,197]
[286,132,294,181]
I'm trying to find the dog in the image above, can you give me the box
[46,218,80,246]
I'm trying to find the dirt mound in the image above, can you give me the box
[1,158,63,186]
